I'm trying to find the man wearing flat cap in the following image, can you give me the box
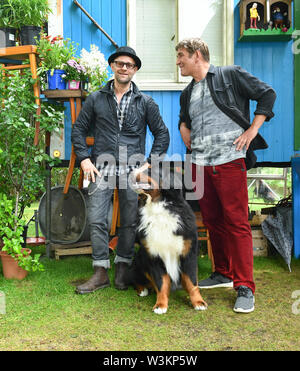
[72,46,169,293]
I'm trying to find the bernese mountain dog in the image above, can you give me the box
[128,165,207,314]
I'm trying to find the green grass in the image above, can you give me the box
[6,176,296,352]
[1,251,300,351]
[22,202,41,238]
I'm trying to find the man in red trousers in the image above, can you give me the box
[176,38,276,313]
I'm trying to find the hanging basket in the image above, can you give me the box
[0,248,31,280]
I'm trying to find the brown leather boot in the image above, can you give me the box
[76,267,110,294]
[114,262,130,290]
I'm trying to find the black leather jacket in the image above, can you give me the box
[72,80,169,164]
[178,64,276,169]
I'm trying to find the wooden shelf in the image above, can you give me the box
[239,28,293,42]
[0,45,38,61]
[42,89,88,100]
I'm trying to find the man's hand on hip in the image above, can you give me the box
[233,114,267,151]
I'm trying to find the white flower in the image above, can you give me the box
[78,45,109,92]
[80,45,108,75]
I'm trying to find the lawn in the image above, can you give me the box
[1,249,300,351]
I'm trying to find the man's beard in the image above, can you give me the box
[115,74,132,85]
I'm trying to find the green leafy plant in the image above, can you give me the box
[0,0,14,28]
[0,67,64,271]
[1,0,51,28]
[36,33,78,76]
[0,194,43,272]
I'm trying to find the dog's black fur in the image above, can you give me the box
[128,167,207,314]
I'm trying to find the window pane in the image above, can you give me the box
[178,0,224,67]
[200,0,224,66]
[136,0,177,82]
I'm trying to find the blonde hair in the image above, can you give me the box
[176,38,210,62]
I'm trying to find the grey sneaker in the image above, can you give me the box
[198,272,233,289]
[233,286,255,313]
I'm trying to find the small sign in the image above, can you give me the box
[0,291,6,315]
[9,33,15,41]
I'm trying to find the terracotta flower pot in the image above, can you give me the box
[0,248,31,280]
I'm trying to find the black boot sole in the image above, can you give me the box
[75,283,110,294]
[114,284,128,290]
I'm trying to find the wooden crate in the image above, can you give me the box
[252,228,268,257]
[51,237,118,260]
[249,214,268,226]
[52,241,92,260]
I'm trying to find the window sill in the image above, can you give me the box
[138,81,191,91]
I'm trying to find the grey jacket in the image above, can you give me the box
[72,80,169,164]
[178,64,276,169]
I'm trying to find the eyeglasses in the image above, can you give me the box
[113,60,136,70]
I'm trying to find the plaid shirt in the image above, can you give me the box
[111,81,133,130]
[97,163,138,177]
[95,82,138,176]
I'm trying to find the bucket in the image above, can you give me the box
[47,69,66,90]
[38,186,90,244]
[0,27,17,48]
[19,26,41,45]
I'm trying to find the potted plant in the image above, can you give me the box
[4,0,52,45]
[80,44,109,93]
[61,58,87,90]
[36,33,78,90]
[0,194,35,279]
[0,66,64,278]
[0,0,17,48]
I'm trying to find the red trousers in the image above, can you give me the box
[192,159,255,293]
[250,17,257,28]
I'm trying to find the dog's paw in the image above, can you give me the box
[153,307,168,315]
[194,305,207,311]
[138,288,149,297]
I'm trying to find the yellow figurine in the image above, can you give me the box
[250,3,260,29]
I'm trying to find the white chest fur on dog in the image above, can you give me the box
[138,201,184,283]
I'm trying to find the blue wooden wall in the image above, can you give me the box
[63,0,127,160]
[234,0,295,163]
[63,0,295,164]
[65,0,126,60]
[63,0,186,161]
